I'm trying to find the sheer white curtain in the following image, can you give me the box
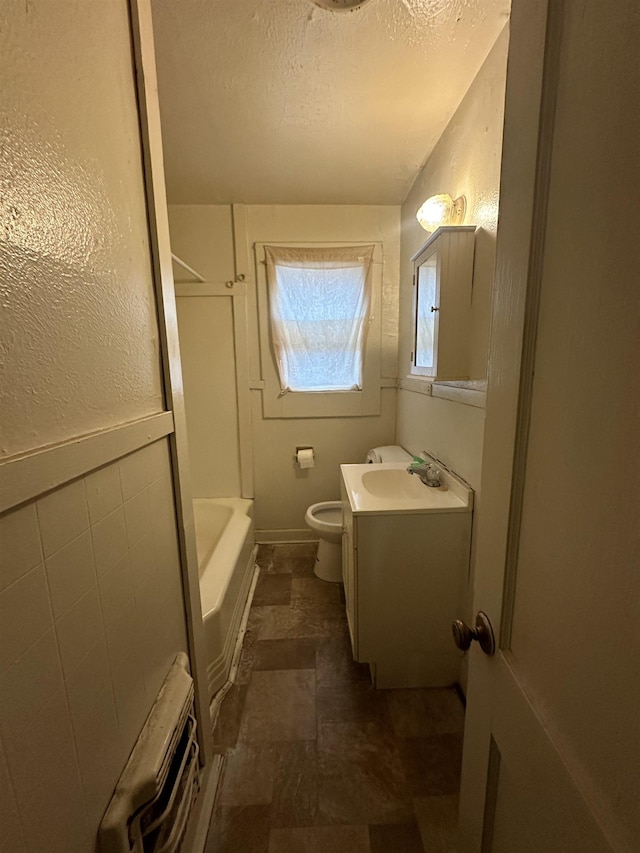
[264,245,374,393]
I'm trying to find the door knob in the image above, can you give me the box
[452,611,496,656]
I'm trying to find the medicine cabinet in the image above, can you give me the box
[410,225,476,380]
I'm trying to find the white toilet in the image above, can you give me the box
[305,446,412,582]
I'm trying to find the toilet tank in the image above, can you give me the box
[365,445,412,464]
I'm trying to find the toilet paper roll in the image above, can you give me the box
[297,448,315,469]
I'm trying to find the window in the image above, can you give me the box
[256,242,383,418]
[264,245,374,393]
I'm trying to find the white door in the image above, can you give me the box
[457,1,640,851]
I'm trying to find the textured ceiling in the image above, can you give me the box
[152,0,509,205]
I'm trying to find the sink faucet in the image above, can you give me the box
[407,461,442,487]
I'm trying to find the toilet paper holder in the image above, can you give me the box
[294,446,315,468]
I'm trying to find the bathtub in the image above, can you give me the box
[192,498,256,701]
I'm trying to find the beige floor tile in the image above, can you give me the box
[268,825,371,853]
[420,688,465,736]
[385,689,433,738]
[213,683,247,750]
[207,543,465,853]
[413,795,458,852]
[270,741,318,828]
[399,734,463,796]
[369,820,424,853]
[257,602,346,641]
[253,573,292,606]
[218,742,277,806]
[316,634,370,687]
[252,638,318,672]
[317,720,412,825]
[206,804,270,853]
[239,669,316,742]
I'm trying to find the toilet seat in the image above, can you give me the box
[305,501,343,582]
[305,501,342,543]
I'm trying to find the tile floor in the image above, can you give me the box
[205,543,463,853]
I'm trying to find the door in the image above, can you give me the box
[458,2,640,851]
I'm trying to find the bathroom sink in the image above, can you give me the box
[361,468,431,499]
[340,461,473,515]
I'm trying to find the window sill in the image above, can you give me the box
[399,376,487,409]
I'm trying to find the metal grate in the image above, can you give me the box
[99,653,201,853]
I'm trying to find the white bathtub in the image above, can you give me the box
[192,498,256,701]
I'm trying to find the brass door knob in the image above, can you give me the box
[452,611,496,656]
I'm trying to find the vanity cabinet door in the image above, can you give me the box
[341,485,358,657]
[342,524,358,657]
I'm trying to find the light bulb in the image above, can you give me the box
[416,194,454,232]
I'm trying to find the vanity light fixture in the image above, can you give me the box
[416,193,467,232]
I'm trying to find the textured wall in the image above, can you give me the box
[0,0,164,458]
[153,0,509,205]
[399,25,509,385]
[396,28,509,489]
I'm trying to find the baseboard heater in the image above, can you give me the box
[99,653,201,853]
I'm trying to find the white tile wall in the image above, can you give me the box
[91,506,128,577]
[0,504,41,592]
[123,489,152,546]
[74,687,123,828]
[0,630,64,745]
[45,531,96,619]
[37,479,89,558]
[85,464,123,525]
[119,448,149,501]
[0,439,188,853]
[55,585,106,678]
[98,552,135,627]
[0,741,27,853]
[0,566,52,674]
[104,599,149,765]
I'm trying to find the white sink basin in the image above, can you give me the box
[341,461,473,515]
[361,468,431,499]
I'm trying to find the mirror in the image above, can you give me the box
[410,226,476,381]
[414,251,438,373]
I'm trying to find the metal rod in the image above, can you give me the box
[171,252,206,283]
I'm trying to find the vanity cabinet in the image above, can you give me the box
[410,225,476,380]
[340,465,473,689]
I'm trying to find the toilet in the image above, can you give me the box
[305,446,412,582]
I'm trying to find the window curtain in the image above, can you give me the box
[264,245,374,393]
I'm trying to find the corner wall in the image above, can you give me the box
[396,27,509,489]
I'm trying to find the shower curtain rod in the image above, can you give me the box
[171,252,206,283]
